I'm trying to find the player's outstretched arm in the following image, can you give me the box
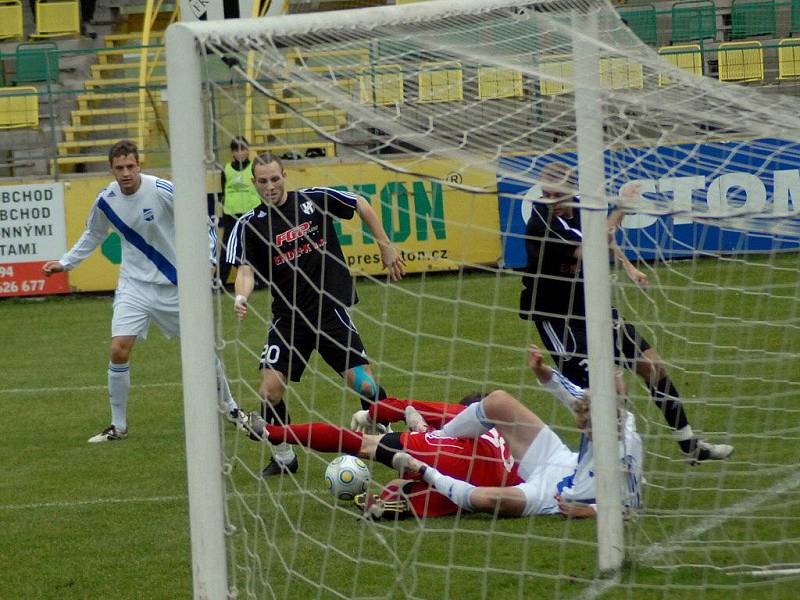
[556,494,597,519]
[43,210,110,276]
[529,344,586,417]
[355,196,406,281]
[234,265,255,319]
[527,344,553,384]
[607,205,649,288]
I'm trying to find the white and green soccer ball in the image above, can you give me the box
[325,455,370,501]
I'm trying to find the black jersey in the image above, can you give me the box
[230,187,359,318]
[520,200,585,319]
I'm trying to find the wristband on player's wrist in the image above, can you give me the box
[235,294,247,304]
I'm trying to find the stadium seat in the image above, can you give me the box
[717,41,765,82]
[13,42,59,84]
[730,0,777,39]
[671,0,717,43]
[538,55,573,96]
[658,44,703,85]
[0,0,24,41]
[778,38,800,79]
[477,66,524,100]
[32,0,80,38]
[359,65,404,105]
[418,62,463,103]
[599,57,644,90]
[0,86,39,129]
[619,4,658,45]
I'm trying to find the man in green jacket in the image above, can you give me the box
[217,136,262,286]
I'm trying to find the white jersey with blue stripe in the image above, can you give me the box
[539,368,643,512]
[556,411,643,511]
[60,175,177,286]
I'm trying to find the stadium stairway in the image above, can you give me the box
[54,30,166,173]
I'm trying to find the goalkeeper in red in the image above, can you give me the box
[243,345,643,520]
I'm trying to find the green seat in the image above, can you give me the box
[14,41,58,84]
[620,5,658,45]
[671,0,717,43]
[792,0,800,34]
[731,0,776,39]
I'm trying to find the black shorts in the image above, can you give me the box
[260,306,370,382]
[533,307,651,388]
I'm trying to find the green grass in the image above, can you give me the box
[1,257,799,598]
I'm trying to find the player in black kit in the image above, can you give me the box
[519,161,733,465]
[227,153,405,477]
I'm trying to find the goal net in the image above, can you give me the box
[166,0,800,597]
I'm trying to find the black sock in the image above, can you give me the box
[649,376,693,452]
[359,386,390,425]
[263,400,290,426]
[359,385,388,410]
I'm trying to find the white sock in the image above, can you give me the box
[672,425,695,442]
[108,361,130,431]
[214,355,238,412]
[442,400,492,439]
[272,442,296,464]
[422,466,475,510]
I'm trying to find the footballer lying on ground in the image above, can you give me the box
[243,345,644,520]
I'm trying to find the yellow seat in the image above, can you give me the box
[599,57,644,89]
[32,0,80,38]
[477,66,523,100]
[418,61,463,103]
[658,44,703,86]
[778,38,800,80]
[359,65,404,105]
[0,86,38,129]
[538,55,573,96]
[0,0,24,40]
[717,41,764,82]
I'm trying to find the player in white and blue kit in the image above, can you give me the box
[392,345,643,518]
[43,140,239,442]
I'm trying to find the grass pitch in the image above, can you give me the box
[1,259,798,599]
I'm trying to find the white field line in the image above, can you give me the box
[0,490,308,512]
[574,469,800,600]
[0,366,528,396]
[0,382,181,395]
[727,568,800,577]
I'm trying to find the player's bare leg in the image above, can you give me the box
[89,335,137,443]
[479,390,546,461]
[259,368,298,476]
[345,364,388,412]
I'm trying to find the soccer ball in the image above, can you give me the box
[325,455,370,501]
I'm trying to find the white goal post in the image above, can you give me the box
[165,0,800,597]
[166,1,627,590]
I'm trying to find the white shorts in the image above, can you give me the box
[515,426,577,516]
[111,278,180,339]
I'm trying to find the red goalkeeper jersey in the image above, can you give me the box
[400,428,523,488]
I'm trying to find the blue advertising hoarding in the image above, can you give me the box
[498,138,800,268]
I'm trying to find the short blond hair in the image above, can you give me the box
[539,161,575,191]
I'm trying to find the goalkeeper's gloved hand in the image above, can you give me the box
[350,409,372,433]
